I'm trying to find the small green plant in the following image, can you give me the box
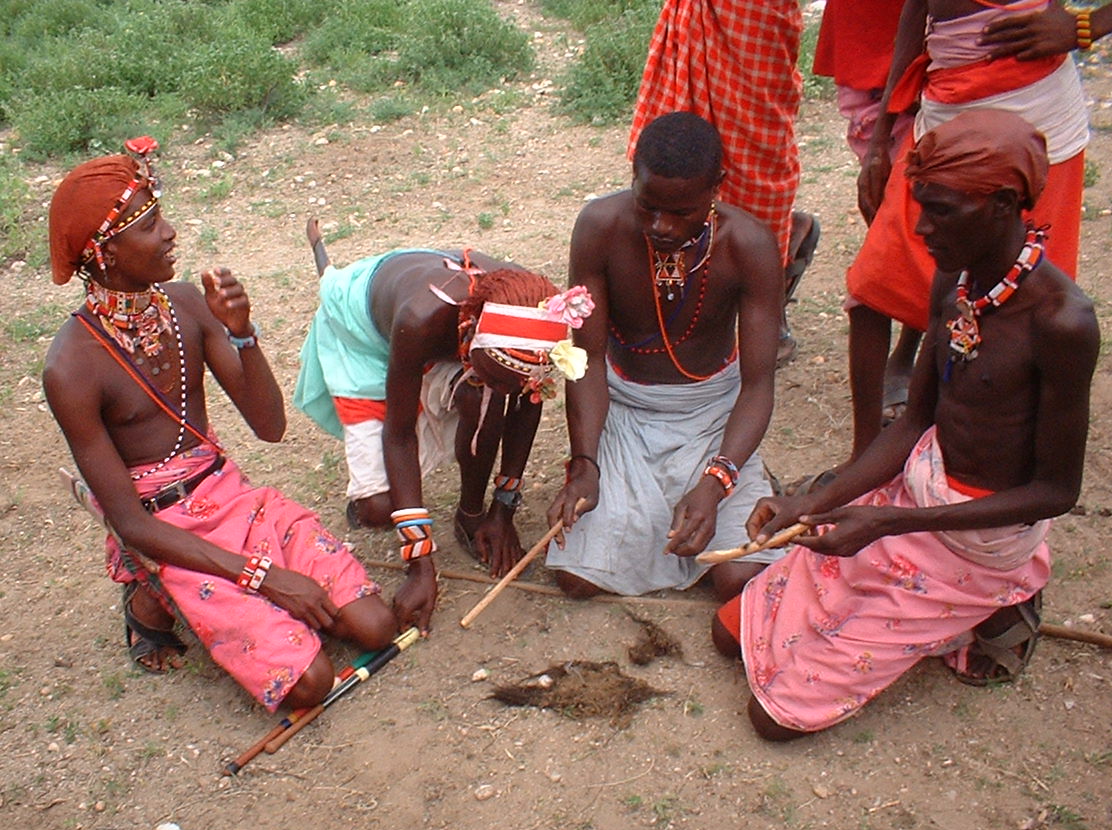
[102,673,125,701]
[621,793,643,811]
[370,97,413,124]
[1083,158,1101,188]
[198,226,219,254]
[1047,804,1089,830]
[852,729,874,744]
[477,212,495,230]
[202,176,235,202]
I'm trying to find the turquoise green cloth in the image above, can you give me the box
[294,250,447,438]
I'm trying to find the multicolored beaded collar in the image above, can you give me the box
[85,280,174,359]
[946,224,1045,367]
[646,206,716,301]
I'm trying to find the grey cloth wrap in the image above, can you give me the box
[546,361,779,596]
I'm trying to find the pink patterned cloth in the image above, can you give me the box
[725,427,1050,732]
[107,440,379,711]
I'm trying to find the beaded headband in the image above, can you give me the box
[80,136,163,275]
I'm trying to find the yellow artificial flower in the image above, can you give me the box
[549,339,588,381]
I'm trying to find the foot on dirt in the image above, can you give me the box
[123,582,185,674]
[949,592,1042,686]
[783,467,839,497]
[776,326,798,369]
[785,211,820,307]
[453,506,484,563]
[881,375,910,427]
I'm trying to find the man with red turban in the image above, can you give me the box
[44,139,398,710]
[713,109,1098,739]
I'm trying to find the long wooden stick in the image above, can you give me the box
[695,522,811,565]
[1039,623,1112,649]
[459,499,587,628]
[264,627,419,754]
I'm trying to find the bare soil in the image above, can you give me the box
[2,7,1111,830]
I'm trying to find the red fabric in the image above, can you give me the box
[475,309,566,342]
[847,134,1082,331]
[49,155,142,285]
[333,396,388,425]
[813,0,903,91]
[628,0,802,264]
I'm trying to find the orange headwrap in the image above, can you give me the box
[48,155,146,285]
[904,109,1049,210]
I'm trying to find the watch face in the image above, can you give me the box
[494,487,523,509]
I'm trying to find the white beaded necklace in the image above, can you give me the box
[129,285,188,481]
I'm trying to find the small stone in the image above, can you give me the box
[812,784,832,799]
[1079,613,1096,624]
[537,674,553,689]
[156,823,182,830]
[471,668,490,682]
[94,801,105,812]
[48,742,60,752]
[473,784,496,801]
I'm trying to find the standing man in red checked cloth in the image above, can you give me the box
[629,0,820,364]
[43,139,397,711]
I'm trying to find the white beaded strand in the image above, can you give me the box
[131,285,188,481]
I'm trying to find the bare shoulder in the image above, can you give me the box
[711,202,782,284]
[43,314,100,402]
[1028,264,1100,371]
[573,190,631,238]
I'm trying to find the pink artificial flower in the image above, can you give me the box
[543,286,595,328]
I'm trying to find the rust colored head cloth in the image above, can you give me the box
[904,109,1049,210]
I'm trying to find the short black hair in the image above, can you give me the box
[632,112,723,186]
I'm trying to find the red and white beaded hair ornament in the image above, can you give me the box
[80,136,163,275]
[470,286,595,403]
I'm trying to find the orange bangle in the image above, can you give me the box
[1076,10,1093,50]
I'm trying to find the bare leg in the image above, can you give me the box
[329,594,397,652]
[778,211,821,368]
[882,324,922,421]
[553,570,603,599]
[848,304,892,460]
[306,217,330,276]
[283,651,336,709]
[347,493,393,529]
[709,560,765,603]
[126,584,185,673]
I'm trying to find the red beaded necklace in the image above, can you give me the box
[947,225,1044,365]
[645,209,723,381]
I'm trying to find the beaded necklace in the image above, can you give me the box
[86,282,188,480]
[946,225,1044,373]
[609,261,707,353]
[647,206,716,301]
[646,210,723,381]
[85,280,173,359]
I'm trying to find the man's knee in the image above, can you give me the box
[553,569,602,600]
[711,614,740,659]
[747,695,808,742]
[332,594,397,650]
[284,652,335,709]
[348,493,392,528]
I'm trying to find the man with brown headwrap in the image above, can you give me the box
[43,140,398,709]
[711,109,1098,740]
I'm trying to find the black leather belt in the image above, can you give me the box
[142,455,226,513]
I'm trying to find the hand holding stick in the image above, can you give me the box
[460,498,587,628]
[695,522,811,565]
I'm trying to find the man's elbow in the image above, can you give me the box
[254,414,287,443]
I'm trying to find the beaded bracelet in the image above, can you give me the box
[703,454,739,497]
[237,554,272,593]
[492,474,524,510]
[227,322,260,350]
[391,507,438,561]
[1077,9,1093,50]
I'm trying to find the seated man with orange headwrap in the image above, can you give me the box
[714,110,1098,740]
[294,222,592,631]
[43,140,397,710]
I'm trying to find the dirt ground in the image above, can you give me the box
[3,6,1112,830]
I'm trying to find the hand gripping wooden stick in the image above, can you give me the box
[695,522,811,565]
[263,627,420,754]
[460,498,588,628]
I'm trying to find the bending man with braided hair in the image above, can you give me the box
[296,221,593,633]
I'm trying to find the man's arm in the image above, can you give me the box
[665,225,780,557]
[547,203,612,530]
[197,269,286,442]
[43,340,341,630]
[981,1,1112,60]
[858,0,928,223]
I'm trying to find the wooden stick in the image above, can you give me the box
[459,499,587,628]
[1039,623,1112,650]
[695,522,811,565]
[264,627,419,754]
